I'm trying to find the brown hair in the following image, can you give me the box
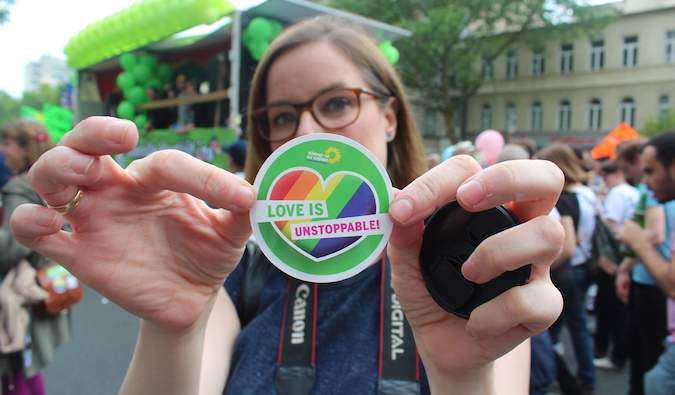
[534,143,587,186]
[599,159,621,175]
[243,15,427,188]
[1,121,55,174]
[615,137,647,164]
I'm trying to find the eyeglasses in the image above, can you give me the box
[250,87,388,142]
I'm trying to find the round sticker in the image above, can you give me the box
[250,133,394,283]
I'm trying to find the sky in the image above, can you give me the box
[0,0,617,99]
[0,0,262,98]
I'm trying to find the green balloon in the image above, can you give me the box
[133,113,149,130]
[247,17,272,41]
[201,6,220,25]
[127,86,147,105]
[385,45,400,65]
[269,20,283,40]
[120,53,137,70]
[145,78,163,91]
[116,71,136,90]
[117,101,135,120]
[133,63,152,83]
[139,54,158,72]
[242,27,253,47]
[248,39,269,61]
[156,63,173,83]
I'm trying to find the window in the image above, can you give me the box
[481,104,492,130]
[588,99,602,131]
[424,109,437,137]
[658,95,671,119]
[483,60,493,80]
[559,100,572,131]
[531,101,543,131]
[505,103,517,130]
[620,98,635,127]
[560,43,574,73]
[622,36,638,67]
[590,40,605,70]
[666,31,675,64]
[532,51,545,76]
[506,50,519,78]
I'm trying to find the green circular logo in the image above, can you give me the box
[250,134,394,283]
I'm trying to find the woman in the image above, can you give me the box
[0,121,71,394]
[9,16,564,394]
[535,143,597,393]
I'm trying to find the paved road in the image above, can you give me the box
[42,285,138,395]
[41,285,630,394]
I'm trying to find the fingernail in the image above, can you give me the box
[462,257,479,282]
[69,154,95,175]
[108,120,131,144]
[389,198,414,224]
[457,180,485,208]
[233,185,256,209]
[37,210,57,227]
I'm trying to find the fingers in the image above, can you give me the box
[389,155,482,226]
[28,117,140,208]
[465,266,563,340]
[10,204,75,265]
[457,159,563,221]
[126,149,256,212]
[461,216,564,284]
[57,116,139,155]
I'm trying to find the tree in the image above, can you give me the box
[317,0,613,142]
[0,0,15,26]
[0,90,20,127]
[641,110,675,137]
[21,83,62,111]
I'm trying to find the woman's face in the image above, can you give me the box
[265,41,397,166]
[0,137,26,173]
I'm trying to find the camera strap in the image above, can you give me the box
[276,255,419,395]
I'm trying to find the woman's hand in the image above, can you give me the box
[10,117,256,332]
[386,156,564,390]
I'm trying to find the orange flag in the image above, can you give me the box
[590,122,640,159]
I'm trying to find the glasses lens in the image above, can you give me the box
[313,89,360,129]
[261,104,299,141]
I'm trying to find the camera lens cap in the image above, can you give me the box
[419,200,531,319]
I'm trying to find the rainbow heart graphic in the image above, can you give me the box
[268,169,377,260]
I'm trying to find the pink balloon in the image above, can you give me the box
[475,130,504,166]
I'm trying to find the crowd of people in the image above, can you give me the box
[1,13,675,395]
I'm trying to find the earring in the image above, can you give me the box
[386,134,394,142]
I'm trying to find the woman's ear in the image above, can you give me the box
[384,97,399,140]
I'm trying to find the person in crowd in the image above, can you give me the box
[145,86,174,131]
[535,143,597,394]
[614,130,675,395]
[8,16,565,394]
[595,159,639,371]
[505,127,537,159]
[497,144,530,163]
[173,77,198,134]
[0,121,72,395]
[222,139,248,179]
[0,152,11,188]
[614,138,672,395]
[425,151,440,169]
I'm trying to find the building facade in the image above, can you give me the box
[465,0,675,149]
[24,55,73,93]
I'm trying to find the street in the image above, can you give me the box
[41,285,630,394]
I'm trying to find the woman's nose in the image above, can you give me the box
[294,109,323,137]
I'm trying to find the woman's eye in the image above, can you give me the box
[272,112,297,128]
[324,97,352,113]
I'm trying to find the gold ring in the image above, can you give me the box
[46,187,85,214]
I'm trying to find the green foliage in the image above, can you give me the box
[21,83,62,111]
[0,90,21,127]
[0,0,15,26]
[318,0,614,141]
[641,110,675,137]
